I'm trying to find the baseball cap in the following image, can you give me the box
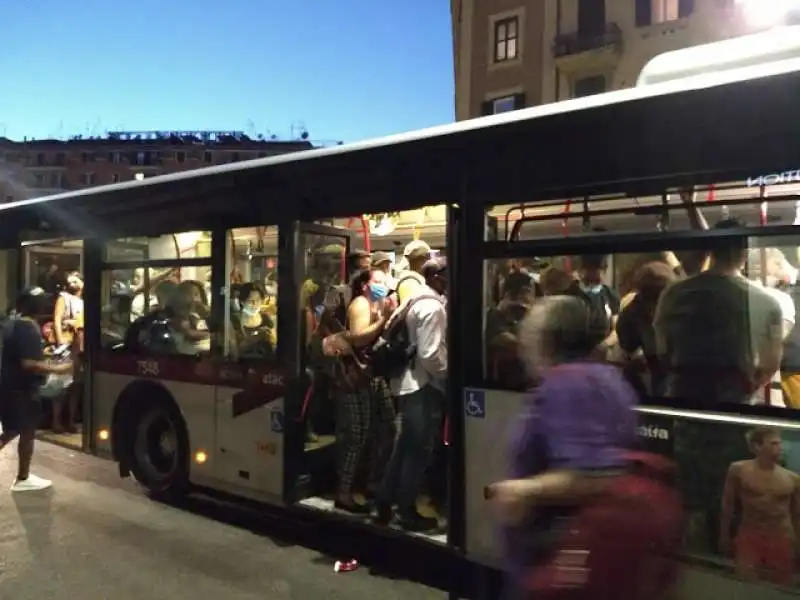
[403,240,431,260]
[371,251,392,267]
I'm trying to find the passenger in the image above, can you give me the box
[101,286,133,346]
[577,254,620,356]
[486,271,535,390]
[0,287,73,491]
[167,280,211,355]
[151,280,178,313]
[488,296,681,600]
[52,270,84,434]
[746,248,796,405]
[371,251,396,290]
[232,282,275,359]
[347,249,371,277]
[52,270,84,349]
[539,267,576,297]
[396,240,432,304]
[720,427,800,586]
[616,261,677,397]
[654,219,784,406]
[780,255,800,407]
[376,257,447,532]
[334,268,395,514]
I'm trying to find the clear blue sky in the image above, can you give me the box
[0,0,454,144]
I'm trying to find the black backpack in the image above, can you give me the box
[370,294,442,381]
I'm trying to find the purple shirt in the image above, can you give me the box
[504,362,638,577]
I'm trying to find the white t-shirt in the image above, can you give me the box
[751,284,795,405]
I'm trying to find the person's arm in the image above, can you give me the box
[53,295,67,345]
[719,463,739,551]
[754,298,784,388]
[345,297,386,348]
[416,302,447,379]
[18,322,71,375]
[791,474,800,549]
[653,284,674,361]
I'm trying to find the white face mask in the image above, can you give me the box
[581,283,603,295]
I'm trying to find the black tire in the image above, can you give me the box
[128,403,189,499]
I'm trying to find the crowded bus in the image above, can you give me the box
[1,24,800,600]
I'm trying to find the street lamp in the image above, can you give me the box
[736,0,800,27]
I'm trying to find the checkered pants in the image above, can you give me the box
[336,378,395,495]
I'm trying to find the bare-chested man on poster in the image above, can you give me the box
[720,427,800,586]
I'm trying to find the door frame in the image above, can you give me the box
[281,220,353,504]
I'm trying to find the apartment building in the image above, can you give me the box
[452,0,778,119]
[0,131,313,203]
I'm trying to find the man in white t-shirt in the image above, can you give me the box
[376,257,447,533]
[747,249,796,405]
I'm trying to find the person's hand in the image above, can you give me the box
[63,319,77,329]
[382,295,397,317]
[486,479,537,526]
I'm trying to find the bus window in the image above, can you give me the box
[101,266,212,355]
[224,226,279,361]
[104,231,211,262]
[484,235,800,409]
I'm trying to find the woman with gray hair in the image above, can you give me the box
[487,296,681,600]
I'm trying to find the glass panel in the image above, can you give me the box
[493,96,516,114]
[224,226,279,361]
[104,231,212,262]
[495,21,507,42]
[488,178,800,242]
[506,17,517,39]
[484,234,800,409]
[101,266,212,354]
[506,38,517,60]
[638,412,800,590]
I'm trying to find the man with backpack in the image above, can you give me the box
[374,257,447,532]
[396,240,432,304]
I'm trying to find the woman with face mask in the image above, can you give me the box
[331,268,396,514]
[234,283,275,359]
[51,270,85,434]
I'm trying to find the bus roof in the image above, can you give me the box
[637,25,800,86]
[2,51,800,242]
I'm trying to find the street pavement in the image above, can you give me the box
[0,441,449,600]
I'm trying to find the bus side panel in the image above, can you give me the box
[212,386,283,502]
[463,388,526,567]
[92,371,129,457]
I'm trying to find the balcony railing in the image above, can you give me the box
[552,22,622,58]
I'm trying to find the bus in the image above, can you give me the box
[2,24,800,599]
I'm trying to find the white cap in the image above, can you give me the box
[403,240,431,260]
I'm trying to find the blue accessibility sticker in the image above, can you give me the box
[464,389,486,419]
[270,409,284,433]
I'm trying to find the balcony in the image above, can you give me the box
[552,22,622,74]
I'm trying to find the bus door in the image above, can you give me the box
[285,222,353,504]
[23,241,84,321]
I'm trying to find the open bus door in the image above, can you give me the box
[284,221,354,505]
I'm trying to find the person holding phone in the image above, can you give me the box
[0,287,73,492]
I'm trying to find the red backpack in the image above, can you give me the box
[524,451,683,600]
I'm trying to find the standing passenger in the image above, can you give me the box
[52,271,84,433]
[335,269,394,514]
[0,287,73,491]
[654,220,784,406]
[376,258,447,532]
[396,240,432,304]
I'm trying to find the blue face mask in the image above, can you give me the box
[368,283,389,302]
[242,306,259,318]
[314,304,325,318]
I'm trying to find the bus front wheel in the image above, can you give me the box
[128,403,190,499]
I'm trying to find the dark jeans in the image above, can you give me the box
[380,384,444,516]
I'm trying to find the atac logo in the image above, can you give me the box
[261,372,284,387]
[637,424,669,440]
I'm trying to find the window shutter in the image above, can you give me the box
[480,101,493,116]
[678,0,694,18]
[635,0,651,27]
[513,93,526,110]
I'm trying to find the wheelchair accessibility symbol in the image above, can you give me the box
[270,409,284,433]
[464,389,486,419]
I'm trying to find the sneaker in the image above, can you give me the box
[11,474,52,492]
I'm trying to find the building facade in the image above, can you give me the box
[0,131,313,203]
[453,0,768,120]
